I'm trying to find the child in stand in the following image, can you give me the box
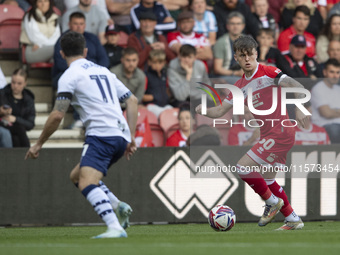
[143,49,173,117]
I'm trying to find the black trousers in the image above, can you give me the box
[8,123,30,147]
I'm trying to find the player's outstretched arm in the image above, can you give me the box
[196,101,233,118]
[25,99,69,160]
[278,75,310,128]
[124,94,138,160]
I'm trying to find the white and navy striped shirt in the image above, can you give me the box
[193,11,218,38]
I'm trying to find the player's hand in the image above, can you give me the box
[295,108,309,129]
[25,144,42,160]
[125,138,137,160]
[195,104,202,115]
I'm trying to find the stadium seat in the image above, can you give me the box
[196,110,233,127]
[150,126,165,147]
[20,43,53,73]
[195,111,232,146]
[159,108,179,133]
[124,107,165,146]
[0,5,24,54]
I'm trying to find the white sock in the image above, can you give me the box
[99,181,120,210]
[265,194,279,206]
[84,185,122,230]
[285,211,300,222]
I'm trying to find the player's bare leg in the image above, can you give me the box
[70,164,132,229]
[262,170,304,230]
[237,154,283,227]
[70,163,80,185]
[78,166,127,238]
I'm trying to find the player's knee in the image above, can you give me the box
[69,170,78,183]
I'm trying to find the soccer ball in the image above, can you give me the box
[208,205,236,231]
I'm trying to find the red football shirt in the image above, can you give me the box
[225,64,295,143]
[166,130,187,147]
[277,26,316,58]
[167,31,210,48]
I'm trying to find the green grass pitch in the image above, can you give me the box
[0,222,339,255]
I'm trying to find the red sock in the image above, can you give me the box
[240,171,272,200]
[268,181,293,217]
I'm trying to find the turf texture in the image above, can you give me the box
[0,221,339,255]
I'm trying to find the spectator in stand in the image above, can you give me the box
[327,40,340,63]
[280,0,323,38]
[110,47,146,104]
[311,58,340,143]
[252,0,278,40]
[294,104,330,145]
[0,68,35,147]
[52,12,109,89]
[0,113,12,148]
[189,0,218,45]
[61,0,108,44]
[158,0,189,20]
[316,14,340,63]
[105,0,140,34]
[213,11,244,83]
[256,28,289,71]
[167,44,210,104]
[167,11,213,64]
[19,0,60,64]
[63,0,112,24]
[166,104,194,147]
[213,0,259,39]
[282,35,320,87]
[277,5,316,58]
[103,25,123,69]
[143,50,173,117]
[130,0,176,34]
[245,0,287,24]
[127,11,175,71]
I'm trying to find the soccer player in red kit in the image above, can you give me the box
[196,35,308,230]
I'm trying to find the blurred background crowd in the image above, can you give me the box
[1,0,340,148]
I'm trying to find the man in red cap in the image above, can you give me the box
[282,35,321,84]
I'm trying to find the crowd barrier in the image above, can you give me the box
[0,145,339,225]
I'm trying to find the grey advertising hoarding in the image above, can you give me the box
[0,146,339,225]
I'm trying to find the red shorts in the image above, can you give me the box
[247,136,295,169]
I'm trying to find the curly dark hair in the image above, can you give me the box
[233,35,258,55]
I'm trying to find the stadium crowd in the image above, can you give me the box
[1,0,340,147]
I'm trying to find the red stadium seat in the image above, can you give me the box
[159,108,179,133]
[150,127,165,147]
[20,43,53,73]
[124,107,165,146]
[0,5,24,54]
[195,111,232,145]
[196,110,233,127]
